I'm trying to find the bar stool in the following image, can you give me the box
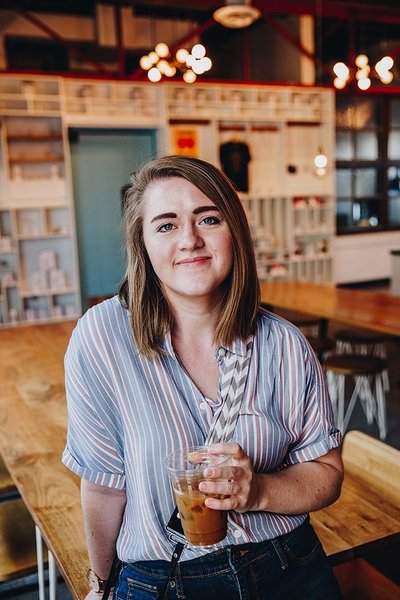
[323,354,388,439]
[307,336,335,362]
[334,329,390,392]
[261,305,324,337]
[292,318,322,337]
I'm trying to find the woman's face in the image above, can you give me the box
[142,177,233,305]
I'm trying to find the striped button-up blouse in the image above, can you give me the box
[62,296,341,563]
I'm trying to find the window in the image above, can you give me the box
[335,95,400,234]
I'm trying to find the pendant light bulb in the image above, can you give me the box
[357,77,371,90]
[355,54,369,68]
[148,67,162,82]
[155,42,169,58]
[333,62,350,79]
[314,150,328,169]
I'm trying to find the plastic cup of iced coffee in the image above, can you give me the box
[165,446,229,546]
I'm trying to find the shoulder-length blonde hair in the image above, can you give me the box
[119,155,260,358]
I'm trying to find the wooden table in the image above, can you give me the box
[0,321,399,599]
[260,280,400,337]
[0,321,88,600]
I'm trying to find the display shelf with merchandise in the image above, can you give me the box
[0,105,80,327]
[62,79,162,125]
[0,76,62,115]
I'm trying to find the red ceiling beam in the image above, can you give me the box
[252,0,400,24]
[12,8,111,74]
[143,0,400,26]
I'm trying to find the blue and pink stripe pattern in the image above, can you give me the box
[62,296,341,562]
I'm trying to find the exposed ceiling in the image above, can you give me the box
[1,1,400,84]
[2,1,400,21]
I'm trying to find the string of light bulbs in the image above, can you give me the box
[139,42,212,83]
[333,54,394,90]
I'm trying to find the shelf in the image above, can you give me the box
[291,254,332,262]
[7,135,63,142]
[20,286,76,298]
[293,230,330,237]
[9,155,64,164]
[16,232,70,241]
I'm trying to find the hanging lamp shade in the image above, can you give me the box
[213,0,261,29]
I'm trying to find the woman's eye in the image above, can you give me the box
[157,223,175,232]
[201,216,221,225]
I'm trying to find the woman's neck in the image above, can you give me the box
[168,295,220,348]
[173,308,218,346]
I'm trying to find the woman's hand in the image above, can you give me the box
[199,442,261,513]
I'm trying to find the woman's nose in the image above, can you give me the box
[178,224,204,250]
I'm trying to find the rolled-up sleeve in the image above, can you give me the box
[62,316,126,489]
[286,339,342,465]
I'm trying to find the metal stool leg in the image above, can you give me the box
[373,342,390,393]
[342,375,364,434]
[337,374,346,432]
[327,370,338,423]
[375,372,388,440]
[35,525,46,600]
[357,374,374,424]
[49,550,57,600]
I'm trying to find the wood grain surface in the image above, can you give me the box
[260,280,400,336]
[0,324,399,598]
[311,431,400,565]
[0,321,88,600]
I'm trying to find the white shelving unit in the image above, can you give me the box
[0,78,80,327]
[0,74,335,326]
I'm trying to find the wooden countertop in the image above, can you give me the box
[0,321,88,600]
[0,321,399,598]
[260,280,400,337]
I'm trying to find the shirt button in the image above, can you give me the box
[233,529,242,539]
[169,580,176,589]
[199,402,207,411]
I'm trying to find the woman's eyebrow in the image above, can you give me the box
[193,205,219,215]
[150,206,219,223]
[150,212,176,223]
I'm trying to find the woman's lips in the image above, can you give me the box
[176,256,211,266]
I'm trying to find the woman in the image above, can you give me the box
[63,155,344,600]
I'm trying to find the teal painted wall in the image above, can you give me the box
[69,128,157,309]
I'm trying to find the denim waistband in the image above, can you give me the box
[129,517,310,578]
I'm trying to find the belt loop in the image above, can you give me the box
[226,546,237,575]
[271,538,288,571]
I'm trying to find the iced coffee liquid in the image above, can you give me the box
[174,481,227,546]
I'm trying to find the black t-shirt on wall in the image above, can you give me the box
[219,140,251,192]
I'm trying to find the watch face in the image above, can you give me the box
[87,569,100,593]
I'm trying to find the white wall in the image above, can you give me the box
[333,232,400,284]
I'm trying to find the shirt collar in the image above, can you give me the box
[216,334,253,358]
[160,331,253,359]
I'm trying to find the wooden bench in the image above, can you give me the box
[336,431,400,598]
[334,558,400,600]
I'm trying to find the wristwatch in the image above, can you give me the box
[87,568,107,593]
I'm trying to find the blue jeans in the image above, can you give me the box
[114,520,343,600]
